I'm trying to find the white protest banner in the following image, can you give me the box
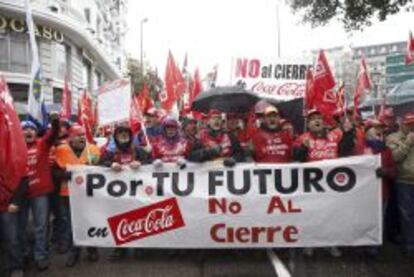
[98,79,131,126]
[69,155,382,248]
[233,57,312,101]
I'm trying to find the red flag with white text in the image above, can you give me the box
[161,51,186,111]
[0,73,28,196]
[77,90,94,143]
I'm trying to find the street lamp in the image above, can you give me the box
[140,17,148,77]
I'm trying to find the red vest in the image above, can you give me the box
[295,130,342,162]
[27,137,54,198]
[152,137,190,162]
[252,128,292,163]
[199,129,233,158]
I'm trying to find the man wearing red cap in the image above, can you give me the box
[54,124,101,267]
[386,112,414,256]
[293,109,355,162]
[293,109,355,258]
[251,106,293,163]
[194,110,245,166]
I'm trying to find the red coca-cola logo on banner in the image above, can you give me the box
[251,81,305,98]
[107,198,185,246]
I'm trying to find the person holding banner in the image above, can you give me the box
[54,124,101,267]
[100,124,152,261]
[250,106,293,163]
[386,112,414,257]
[20,114,59,271]
[192,110,245,166]
[152,117,191,169]
[293,109,355,257]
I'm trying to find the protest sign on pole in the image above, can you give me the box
[98,79,131,126]
[69,155,382,248]
[232,57,312,101]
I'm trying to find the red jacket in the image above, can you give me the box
[199,129,233,158]
[152,136,190,163]
[26,126,58,198]
[252,128,292,163]
[294,130,342,162]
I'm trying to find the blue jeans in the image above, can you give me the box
[0,211,24,271]
[396,182,414,252]
[21,195,50,262]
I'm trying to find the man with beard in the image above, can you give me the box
[293,109,355,258]
[380,108,399,137]
[251,106,292,163]
[20,113,59,271]
[194,110,245,166]
[181,115,199,145]
[54,124,101,267]
[152,117,191,169]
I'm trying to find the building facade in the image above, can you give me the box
[0,0,128,113]
[318,41,408,100]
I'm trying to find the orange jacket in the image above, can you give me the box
[55,143,100,196]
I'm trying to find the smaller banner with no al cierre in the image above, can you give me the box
[69,155,382,248]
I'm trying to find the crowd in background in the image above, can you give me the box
[1,100,414,277]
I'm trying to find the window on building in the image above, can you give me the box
[0,34,8,71]
[84,8,91,24]
[82,59,92,91]
[55,42,66,80]
[9,33,30,73]
[53,87,63,104]
[65,45,72,80]
[8,83,29,103]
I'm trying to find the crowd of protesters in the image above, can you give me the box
[1,100,414,277]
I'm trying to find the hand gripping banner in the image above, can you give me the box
[68,155,382,248]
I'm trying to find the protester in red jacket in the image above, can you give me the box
[20,114,59,271]
[194,110,245,166]
[251,106,293,163]
[152,117,191,168]
[293,109,355,162]
[293,109,355,258]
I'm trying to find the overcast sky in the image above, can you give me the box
[125,0,414,84]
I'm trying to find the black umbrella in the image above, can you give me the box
[191,86,260,113]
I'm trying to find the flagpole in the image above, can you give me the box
[276,1,281,59]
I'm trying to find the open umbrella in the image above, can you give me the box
[191,86,260,113]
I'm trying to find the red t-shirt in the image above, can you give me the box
[251,128,292,163]
[294,130,343,162]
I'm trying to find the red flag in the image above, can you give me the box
[303,68,315,113]
[137,83,154,113]
[77,90,94,143]
[189,68,202,106]
[336,83,345,111]
[161,51,186,111]
[405,31,414,65]
[129,94,142,134]
[60,76,71,120]
[312,50,337,125]
[353,56,371,118]
[0,73,28,195]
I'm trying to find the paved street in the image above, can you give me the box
[1,242,414,277]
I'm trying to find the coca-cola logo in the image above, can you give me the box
[251,81,304,99]
[107,198,185,246]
